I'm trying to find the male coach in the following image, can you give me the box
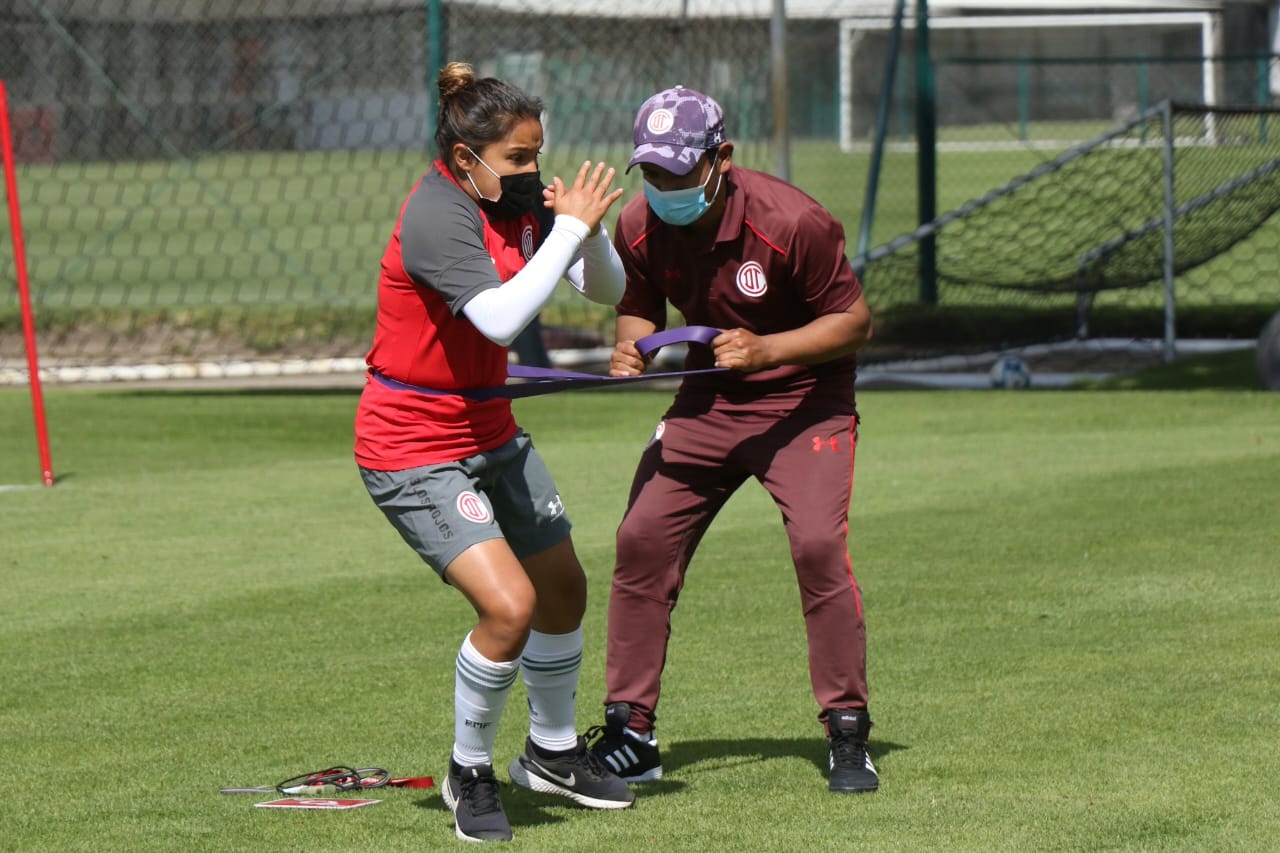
[584,85,879,794]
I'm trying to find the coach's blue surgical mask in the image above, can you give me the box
[643,152,722,226]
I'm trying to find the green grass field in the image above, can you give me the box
[3,362,1279,850]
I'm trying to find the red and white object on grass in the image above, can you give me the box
[0,80,55,487]
[220,767,434,796]
[254,798,381,810]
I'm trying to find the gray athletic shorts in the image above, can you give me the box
[359,431,572,580]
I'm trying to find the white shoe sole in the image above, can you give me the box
[619,765,663,783]
[508,758,635,810]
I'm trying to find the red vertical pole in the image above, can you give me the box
[0,81,56,487]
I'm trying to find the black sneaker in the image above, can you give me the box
[441,759,513,843]
[508,736,635,809]
[585,702,663,782]
[827,709,878,794]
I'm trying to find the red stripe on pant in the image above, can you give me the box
[604,406,867,731]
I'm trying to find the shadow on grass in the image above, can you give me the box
[412,787,578,834]
[662,735,907,783]
[1074,348,1264,391]
[409,735,907,830]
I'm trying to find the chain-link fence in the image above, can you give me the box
[2,1,1278,379]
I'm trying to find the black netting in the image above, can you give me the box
[1,3,1278,376]
[857,104,1280,313]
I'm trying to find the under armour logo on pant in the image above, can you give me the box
[812,436,839,452]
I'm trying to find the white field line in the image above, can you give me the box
[864,337,1253,373]
[842,136,1256,154]
[0,339,1253,388]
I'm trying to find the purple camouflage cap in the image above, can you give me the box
[627,85,726,176]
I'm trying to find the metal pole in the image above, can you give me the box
[426,0,444,142]
[1017,58,1029,142]
[1201,12,1219,142]
[915,0,938,304]
[771,0,790,181]
[1138,57,1150,115]
[1260,56,1270,144]
[1161,99,1178,363]
[676,0,690,71]
[855,0,908,259]
[1272,1,1280,99]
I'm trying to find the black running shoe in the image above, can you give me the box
[508,736,635,809]
[441,759,513,843]
[585,702,663,782]
[827,709,879,794]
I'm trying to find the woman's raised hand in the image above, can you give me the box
[546,161,624,235]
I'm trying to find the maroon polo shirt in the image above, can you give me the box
[614,166,862,411]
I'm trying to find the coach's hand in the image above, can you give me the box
[713,328,772,373]
[610,340,650,377]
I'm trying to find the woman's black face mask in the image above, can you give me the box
[465,146,544,220]
[480,170,544,220]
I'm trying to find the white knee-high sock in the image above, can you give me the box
[453,632,520,767]
[520,628,583,752]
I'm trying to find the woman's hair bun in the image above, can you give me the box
[437,62,476,101]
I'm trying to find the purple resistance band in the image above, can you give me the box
[371,325,726,400]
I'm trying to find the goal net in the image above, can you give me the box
[853,100,1280,356]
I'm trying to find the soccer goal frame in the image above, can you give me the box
[838,11,1223,152]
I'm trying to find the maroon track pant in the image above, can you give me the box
[605,403,867,732]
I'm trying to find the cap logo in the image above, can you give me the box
[736,261,768,297]
[646,109,676,136]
